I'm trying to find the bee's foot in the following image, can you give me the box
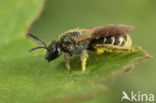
[135,46,142,51]
[77,73,82,76]
[77,71,85,76]
[137,46,142,50]
[66,70,70,74]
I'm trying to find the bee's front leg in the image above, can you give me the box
[80,49,89,73]
[64,53,71,74]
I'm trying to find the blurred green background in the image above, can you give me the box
[29,0,156,102]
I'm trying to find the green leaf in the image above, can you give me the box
[0,0,45,44]
[0,1,149,103]
[0,38,149,103]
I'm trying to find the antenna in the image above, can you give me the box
[27,32,47,47]
[27,32,50,52]
[29,46,49,52]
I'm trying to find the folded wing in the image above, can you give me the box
[75,24,135,43]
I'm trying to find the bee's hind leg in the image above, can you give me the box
[64,53,71,74]
[80,49,89,73]
[95,44,142,53]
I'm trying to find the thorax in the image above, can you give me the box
[59,30,88,55]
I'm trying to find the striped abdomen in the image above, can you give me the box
[88,34,132,49]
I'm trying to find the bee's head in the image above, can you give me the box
[27,33,62,62]
[45,41,62,62]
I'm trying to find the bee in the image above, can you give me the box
[27,24,140,73]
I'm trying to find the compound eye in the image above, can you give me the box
[56,47,61,55]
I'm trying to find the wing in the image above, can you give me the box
[75,24,135,43]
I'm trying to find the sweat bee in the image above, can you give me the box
[27,24,140,73]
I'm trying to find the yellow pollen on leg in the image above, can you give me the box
[96,48,104,54]
[82,58,87,73]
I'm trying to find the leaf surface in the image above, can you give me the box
[0,0,149,103]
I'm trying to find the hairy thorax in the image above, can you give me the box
[59,30,88,55]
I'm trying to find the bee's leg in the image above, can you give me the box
[95,44,142,54]
[80,49,89,73]
[64,53,71,73]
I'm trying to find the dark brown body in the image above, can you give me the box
[59,28,131,55]
[28,24,135,73]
